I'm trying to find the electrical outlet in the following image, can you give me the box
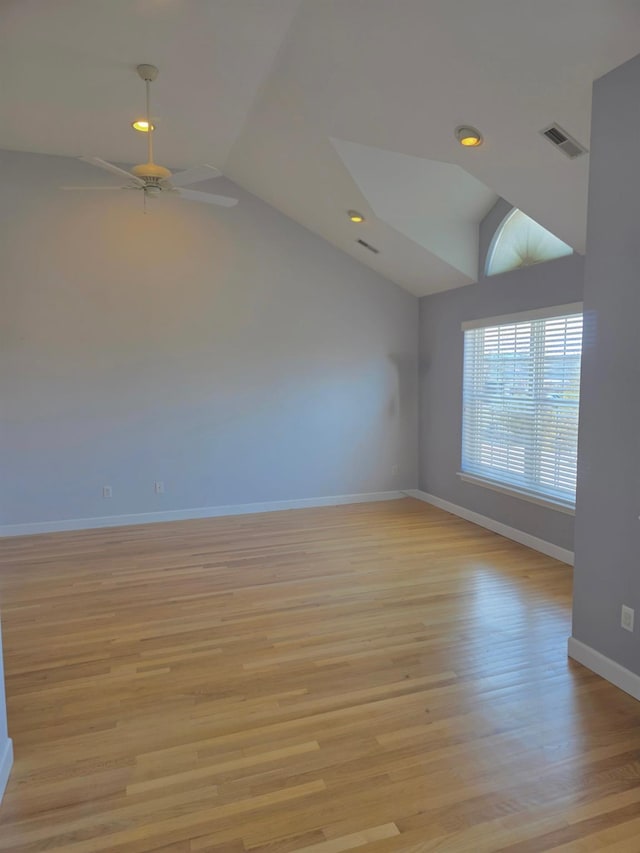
[102,486,112,499]
[621,605,635,632]
[154,481,165,495]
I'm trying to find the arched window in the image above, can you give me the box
[485,208,573,277]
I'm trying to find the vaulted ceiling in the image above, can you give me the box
[1,0,639,295]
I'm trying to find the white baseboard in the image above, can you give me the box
[0,490,406,538]
[568,637,640,702]
[403,489,574,565]
[0,738,13,804]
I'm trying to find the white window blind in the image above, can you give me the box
[462,306,583,509]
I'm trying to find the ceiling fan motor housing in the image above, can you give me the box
[131,162,172,181]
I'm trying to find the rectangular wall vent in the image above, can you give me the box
[356,238,379,254]
[540,123,588,159]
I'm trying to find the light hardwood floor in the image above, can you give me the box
[0,498,639,852]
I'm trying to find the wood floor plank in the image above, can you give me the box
[0,498,638,851]
[288,823,400,853]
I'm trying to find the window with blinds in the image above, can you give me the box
[461,304,583,510]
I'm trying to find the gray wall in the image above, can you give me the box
[0,617,10,802]
[0,150,418,527]
[0,625,6,743]
[572,55,640,673]
[418,235,585,552]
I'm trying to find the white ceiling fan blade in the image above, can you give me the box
[169,165,221,188]
[177,188,238,207]
[78,156,146,187]
[61,186,131,191]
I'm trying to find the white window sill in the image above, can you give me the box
[457,472,575,516]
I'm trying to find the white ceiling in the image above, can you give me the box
[0,0,302,167]
[1,0,640,295]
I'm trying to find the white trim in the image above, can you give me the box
[0,491,406,538]
[461,302,583,330]
[457,472,575,515]
[568,637,640,702]
[403,489,574,565]
[0,738,13,804]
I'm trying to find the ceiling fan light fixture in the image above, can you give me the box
[132,119,155,132]
[348,210,365,223]
[455,125,483,147]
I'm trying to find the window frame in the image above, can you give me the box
[459,303,583,514]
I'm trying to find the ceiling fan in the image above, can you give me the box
[62,64,238,211]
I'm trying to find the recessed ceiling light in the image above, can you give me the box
[348,210,365,223]
[455,126,483,147]
[132,119,155,133]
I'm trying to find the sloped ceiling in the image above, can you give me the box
[0,0,302,168]
[1,0,640,295]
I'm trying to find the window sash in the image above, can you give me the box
[461,310,583,508]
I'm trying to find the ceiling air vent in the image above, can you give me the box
[356,238,379,254]
[540,123,588,159]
